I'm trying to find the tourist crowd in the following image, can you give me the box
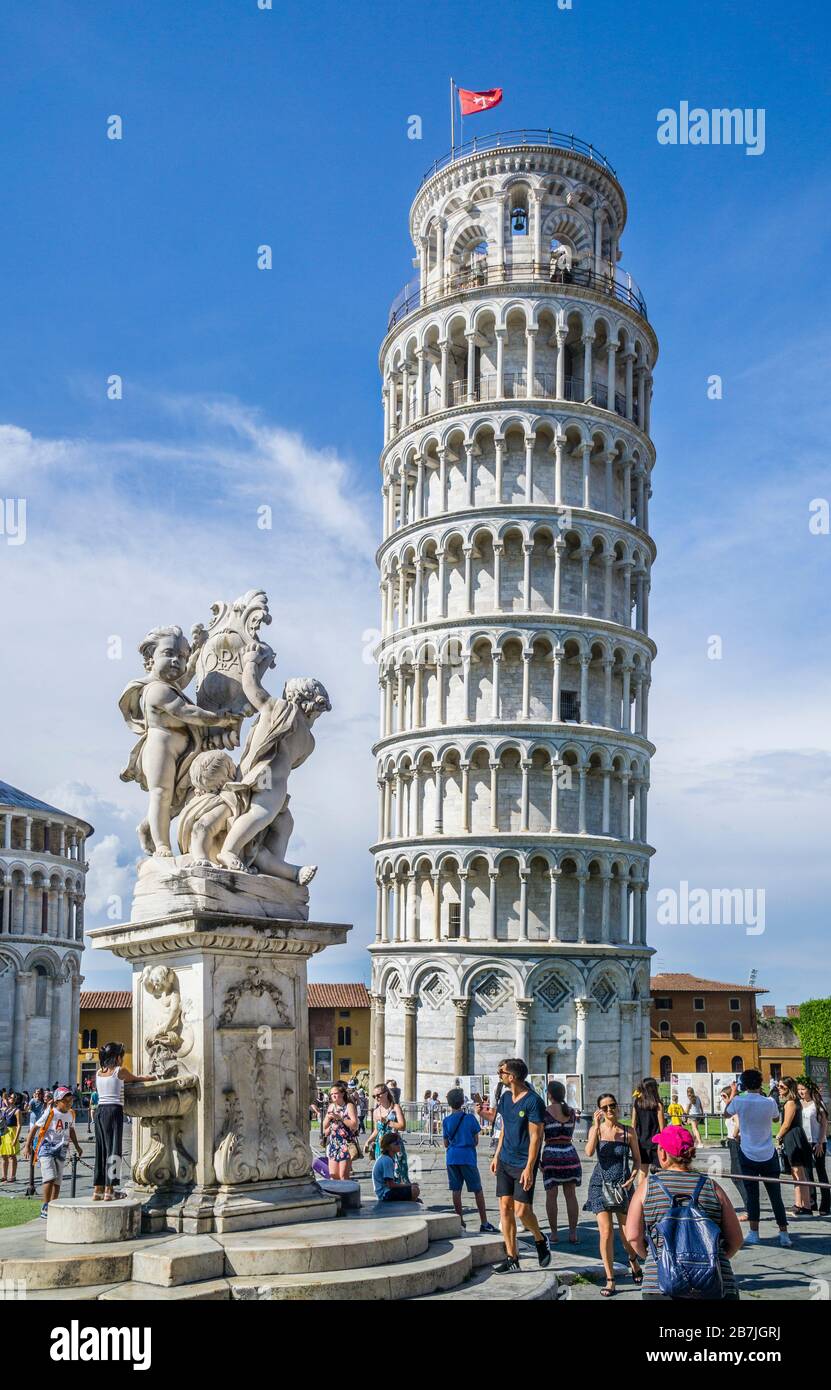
[1,1040,153,1218]
[307,1062,828,1300]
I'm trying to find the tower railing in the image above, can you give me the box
[420,129,618,184]
[388,260,648,331]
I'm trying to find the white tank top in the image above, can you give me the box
[96,1068,125,1106]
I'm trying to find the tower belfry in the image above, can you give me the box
[369,131,657,1104]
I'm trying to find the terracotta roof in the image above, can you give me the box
[79,991,132,1010]
[651,974,767,995]
[308,983,371,1010]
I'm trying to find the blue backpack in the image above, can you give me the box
[645,1174,724,1299]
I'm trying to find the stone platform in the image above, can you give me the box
[0,1206,528,1302]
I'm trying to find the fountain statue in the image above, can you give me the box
[89,589,350,1234]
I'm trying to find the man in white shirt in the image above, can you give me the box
[725,1070,791,1247]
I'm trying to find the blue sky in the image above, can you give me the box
[1,0,829,1007]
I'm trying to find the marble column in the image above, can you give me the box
[619,1001,637,1106]
[515,997,533,1063]
[10,971,31,1090]
[574,996,592,1105]
[373,994,386,1093]
[403,995,418,1101]
[453,998,470,1077]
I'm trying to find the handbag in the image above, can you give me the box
[598,1127,632,1211]
[347,1136,362,1161]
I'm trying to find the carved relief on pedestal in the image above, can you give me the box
[141,963,195,1079]
[213,964,309,1185]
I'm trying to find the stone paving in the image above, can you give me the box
[344,1128,831,1301]
[3,1123,828,1300]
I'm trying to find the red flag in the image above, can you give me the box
[458,87,503,116]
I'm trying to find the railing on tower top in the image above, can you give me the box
[420,129,618,184]
[388,260,648,331]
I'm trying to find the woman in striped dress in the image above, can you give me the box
[541,1080,582,1244]
[625,1125,743,1299]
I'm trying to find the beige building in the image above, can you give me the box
[77,990,133,1091]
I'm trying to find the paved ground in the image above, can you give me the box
[4,1121,827,1299]
[342,1126,831,1301]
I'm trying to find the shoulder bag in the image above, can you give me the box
[599,1126,632,1212]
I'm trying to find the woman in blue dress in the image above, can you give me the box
[584,1092,642,1296]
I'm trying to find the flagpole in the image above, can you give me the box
[450,77,455,156]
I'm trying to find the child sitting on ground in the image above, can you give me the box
[22,1086,83,1219]
[372,1133,421,1203]
[442,1088,498,1234]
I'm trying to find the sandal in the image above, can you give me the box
[601,1280,617,1297]
[629,1258,643,1285]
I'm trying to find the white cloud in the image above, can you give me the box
[0,400,379,988]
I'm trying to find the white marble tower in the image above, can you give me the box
[0,781,90,1090]
[369,132,657,1105]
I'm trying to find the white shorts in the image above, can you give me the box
[39,1153,66,1184]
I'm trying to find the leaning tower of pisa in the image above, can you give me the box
[369,131,657,1107]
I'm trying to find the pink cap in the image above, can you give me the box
[652,1125,695,1158]
[53,1085,72,1102]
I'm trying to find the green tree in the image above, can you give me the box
[792,999,831,1065]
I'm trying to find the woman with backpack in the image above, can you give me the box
[625,1125,743,1300]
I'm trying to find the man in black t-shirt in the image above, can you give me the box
[490,1058,550,1274]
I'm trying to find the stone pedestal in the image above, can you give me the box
[89,910,349,1234]
[47,1197,142,1244]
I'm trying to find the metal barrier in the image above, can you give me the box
[23,1151,36,1198]
[388,259,648,331]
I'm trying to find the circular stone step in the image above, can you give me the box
[221,1215,427,1277]
[47,1197,143,1245]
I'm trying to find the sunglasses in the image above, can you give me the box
[599,1103,617,1110]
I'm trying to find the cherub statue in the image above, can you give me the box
[119,625,241,857]
[142,963,193,1077]
[177,749,239,866]
[178,643,330,883]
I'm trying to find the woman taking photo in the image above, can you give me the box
[777,1076,813,1215]
[625,1125,742,1300]
[584,1093,642,1296]
[797,1079,829,1215]
[93,1041,153,1201]
[0,1092,24,1183]
[323,1082,358,1180]
[364,1083,409,1182]
[541,1080,582,1244]
[631,1078,664,1184]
